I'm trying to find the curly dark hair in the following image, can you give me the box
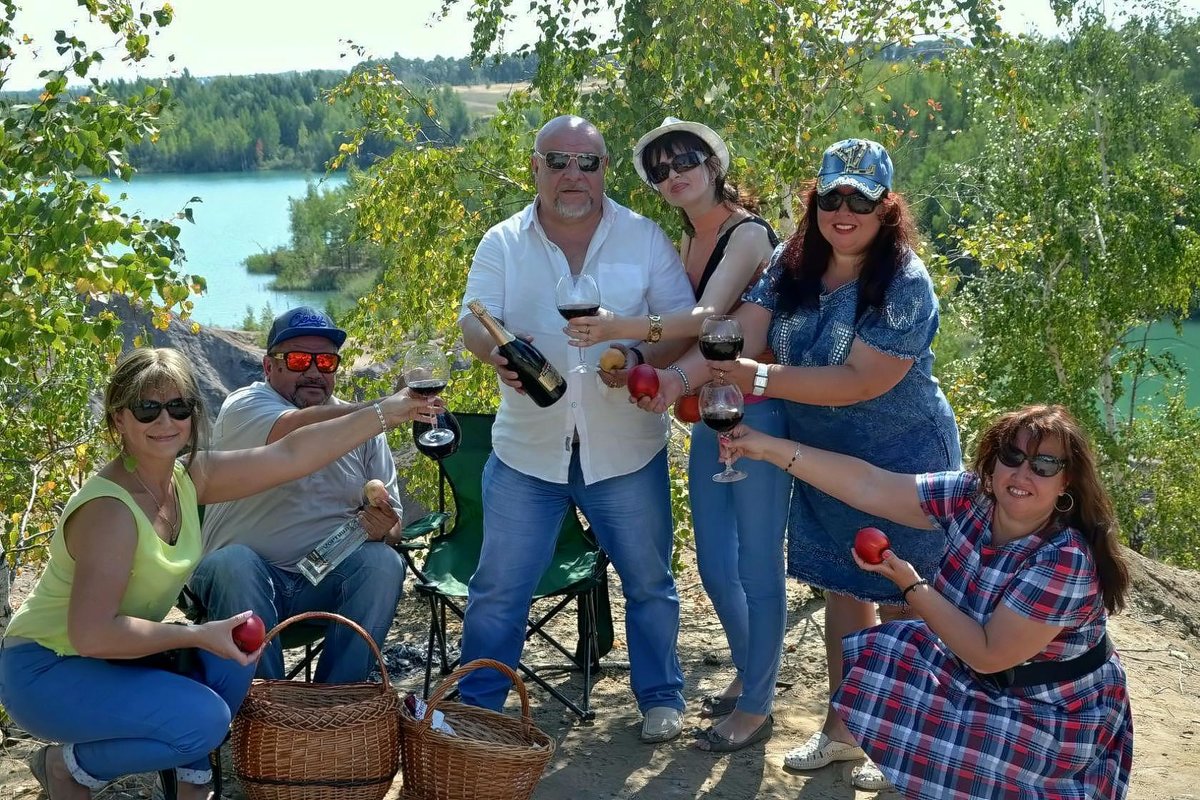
[972,405,1130,614]
[773,182,917,319]
[639,130,759,236]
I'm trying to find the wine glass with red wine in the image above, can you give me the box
[555,273,601,373]
[699,315,744,384]
[403,343,453,448]
[699,382,747,483]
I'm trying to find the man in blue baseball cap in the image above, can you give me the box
[189,306,407,682]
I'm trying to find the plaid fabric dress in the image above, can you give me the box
[831,471,1133,799]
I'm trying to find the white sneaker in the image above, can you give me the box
[640,706,683,743]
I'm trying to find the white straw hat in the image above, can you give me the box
[632,116,731,186]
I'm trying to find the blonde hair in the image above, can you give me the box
[104,347,209,468]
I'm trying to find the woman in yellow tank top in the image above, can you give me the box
[0,347,438,799]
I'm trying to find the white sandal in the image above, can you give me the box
[852,760,894,791]
[782,731,865,770]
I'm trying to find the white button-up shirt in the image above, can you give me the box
[459,197,694,485]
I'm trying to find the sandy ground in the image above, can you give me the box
[1,547,1198,800]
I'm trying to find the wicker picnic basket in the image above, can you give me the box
[231,611,401,800]
[399,658,556,800]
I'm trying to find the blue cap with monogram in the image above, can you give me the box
[816,138,893,201]
[266,306,347,350]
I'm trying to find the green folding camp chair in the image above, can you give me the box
[396,411,613,721]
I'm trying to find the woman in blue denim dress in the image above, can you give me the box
[648,138,960,785]
[569,117,792,752]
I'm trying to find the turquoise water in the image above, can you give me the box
[94,171,347,327]
[1122,319,1200,409]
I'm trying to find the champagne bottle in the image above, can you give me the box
[467,299,567,407]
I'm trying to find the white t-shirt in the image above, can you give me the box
[458,197,694,485]
[200,381,401,571]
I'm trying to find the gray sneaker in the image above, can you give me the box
[640,706,683,743]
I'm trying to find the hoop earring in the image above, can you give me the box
[1055,492,1075,514]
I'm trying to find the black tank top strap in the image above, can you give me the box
[694,216,780,300]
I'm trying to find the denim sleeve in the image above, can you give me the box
[743,242,787,312]
[856,256,939,360]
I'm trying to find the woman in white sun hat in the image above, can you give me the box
[568,116,790,753]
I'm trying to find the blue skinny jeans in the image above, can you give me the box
[0,637,254,786]
[689,398,791,715]
[459,447,685,713]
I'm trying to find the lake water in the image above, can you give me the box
[96,171,346,327]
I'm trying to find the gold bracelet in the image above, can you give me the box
[373,402,388,434]
[784,444,803,473]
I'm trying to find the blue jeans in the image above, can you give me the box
[459,447,685,713]
[689,398,791,715]
[0,638,253,786]
[188,542,404,683]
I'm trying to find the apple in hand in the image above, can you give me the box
[599,347,626,372]
[363,478,390,508]
[232,614,267,653]
[627,364,660,400]
[853,526,891,565]
[673,394,700,424]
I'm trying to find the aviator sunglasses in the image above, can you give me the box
[816,191,882,215]
[128,398,197,424]
[533,150,605,172]
[997,443,1068,478]
[271,351,342,373]
[647,150,707,184]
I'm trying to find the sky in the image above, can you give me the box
[1,0,1193,91]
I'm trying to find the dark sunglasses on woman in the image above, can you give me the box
[816,190,883,215]
[534,150,605,172]
[647,150,707,184]
[997,443,1068,478]
[271,351,341,373]
[128,398,197,423]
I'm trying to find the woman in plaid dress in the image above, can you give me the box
[724,405,1132,798]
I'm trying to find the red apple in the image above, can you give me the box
[673,394,701,423]
[627,364,660,400]
[853,526,891,565]
[232,614,267,653]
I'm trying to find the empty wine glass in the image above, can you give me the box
[403,343,453,448]
[555,273,601,373]
[700,382,747,483]
[699,315,744,385]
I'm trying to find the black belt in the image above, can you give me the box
[978,634,1112,689]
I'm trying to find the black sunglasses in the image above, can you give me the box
[646,150,706,184]
[271,351,341,373]
[534,150,605,172]
[816,191,882,215]
[128,398,197,424]
[997,443,1067,478]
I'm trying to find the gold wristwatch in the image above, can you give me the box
[646,314,663,343]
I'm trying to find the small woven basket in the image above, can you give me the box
[231,611,400,800]
[399,658,555,800]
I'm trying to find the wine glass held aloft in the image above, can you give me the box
[699,315,744,367]
[555,272,601,373]
[403,343,454,448]
[699,382,747,483]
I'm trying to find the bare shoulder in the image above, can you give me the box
[63,494,138,558]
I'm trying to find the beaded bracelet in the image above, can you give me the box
[373,402,388,434]
[666,364,691,396]
[784,444,803,473]
[901,579,929,602]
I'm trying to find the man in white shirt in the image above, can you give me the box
[457,115,695,742]
[189,307,407,683]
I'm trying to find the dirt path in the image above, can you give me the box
[1,548,1197,800]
